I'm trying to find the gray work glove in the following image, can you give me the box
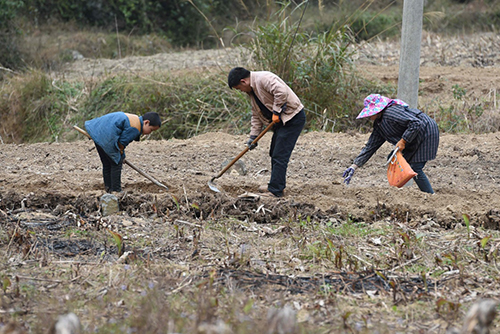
[246,135,258,150]
[342,164,357,184]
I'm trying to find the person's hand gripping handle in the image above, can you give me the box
[246,135,258,150]
[396,138,406,151]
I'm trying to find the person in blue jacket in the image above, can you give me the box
[85,111,161,193]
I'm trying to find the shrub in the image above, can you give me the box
[349,11,401,41]
[0,0,26,71]
[243,2,393,132]
[0,70,67,142]
[81,72,250,141]
[430,84,500,133]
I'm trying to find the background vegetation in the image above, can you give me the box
[0,0,499,143]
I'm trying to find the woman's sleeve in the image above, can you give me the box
[353,128,386,167]
[399,108,424,143]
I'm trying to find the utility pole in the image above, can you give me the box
[397,0,425,108]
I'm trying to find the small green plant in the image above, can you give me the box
[242,298,254,314]
[333,244,343,269]
[2,276,11,292]
[437,84,487,133]
[479,235,491,262]
[342,311,353,332]
[327,219,375,238]
[421,270,428,291]
[171,195,180,211]
[463,213,470,239]
[480,236,491,249]
[452,84,467,100]
[298,215,311,228]
[436,297,461,322]
[64,228,89,238]
[442,253,459,270]
[108,229,124,256]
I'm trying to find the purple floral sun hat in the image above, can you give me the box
[356,94,408,119]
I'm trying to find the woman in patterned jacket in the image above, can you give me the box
[342,94,439,194]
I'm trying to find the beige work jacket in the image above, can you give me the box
[248,71,304,137]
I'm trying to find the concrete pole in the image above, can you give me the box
[397,0,425,108]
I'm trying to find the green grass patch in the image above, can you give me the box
[327,221,385,238]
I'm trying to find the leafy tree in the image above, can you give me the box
[0,0,25,70]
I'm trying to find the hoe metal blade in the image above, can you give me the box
[208,177,221,193]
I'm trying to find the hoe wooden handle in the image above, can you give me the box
[214,121,275,179]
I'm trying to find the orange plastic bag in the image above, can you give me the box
[387,149,417,188]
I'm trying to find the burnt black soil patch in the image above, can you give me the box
[207,268,442,299]
[39,238,107,257]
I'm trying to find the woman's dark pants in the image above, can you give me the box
[267,109,306,197]
[95,144,122,192]
[410,161,434,194]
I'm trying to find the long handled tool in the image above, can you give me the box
[208,121,275,193]
[73,125,169,191]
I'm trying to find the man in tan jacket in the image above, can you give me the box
[228,67,306,197]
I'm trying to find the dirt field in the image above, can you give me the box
[1,130,500,227]
[1,33,500,333]
[10,31,500,228]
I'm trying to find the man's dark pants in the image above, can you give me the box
[267,109,306,197]
[95,144,123,192]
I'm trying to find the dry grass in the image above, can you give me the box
[19,22,172,71]
[1,196,500,333]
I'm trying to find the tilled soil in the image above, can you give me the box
[1,131,499,229]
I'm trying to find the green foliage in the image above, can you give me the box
[435,84,487,133]
[349,10,400,41]
[4,70,67,142]
[463,213,470,239]
[327,221,375,238]
[0,69,252,143]
[423,0,500,34]
[0,0,26,70]
[0,0,23,30]
[2,1,500,142]
[2,276,11,292]
[245,2,391,132]
[17,0,259,48]
[2,0,499,69]
[108,229,124,256]
[82,73,250,140]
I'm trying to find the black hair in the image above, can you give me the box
[143,112,161,127]
[227,67,250,89]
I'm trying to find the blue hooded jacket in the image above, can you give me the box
[85,112,143,164]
